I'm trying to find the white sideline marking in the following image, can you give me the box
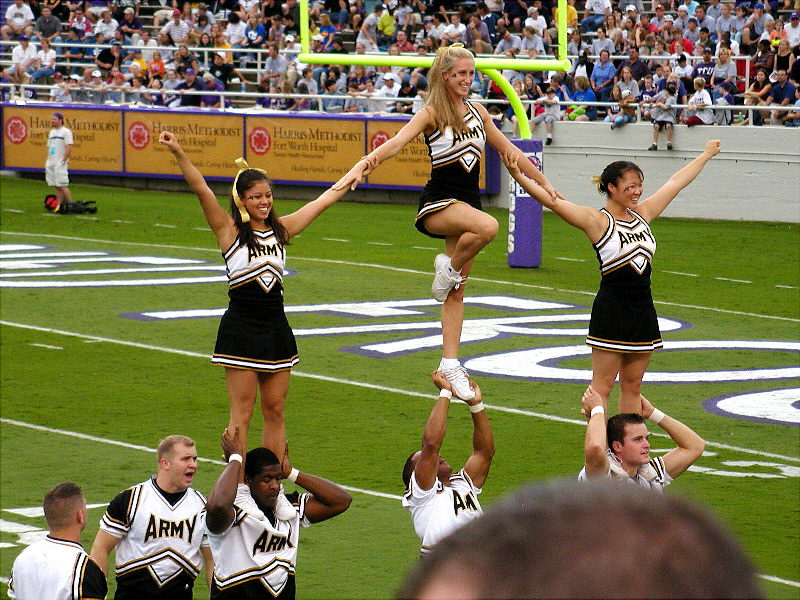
[776,285,799,290]
[75,216,98,221]
[193,227,211,232]
[2,230,797,323]
[662,270,699,277]
[3,209,23,214]
[554,257,585,262]
[758,574,800,588]
[154,223,177,229]
[367,242,393,246]
[5,504,107,518]
[716,277,753,284]
[322,238,350,243]
[29,343,62,350]
[1,320,797,463]
[0,416,798,590]
[112,219,133,224]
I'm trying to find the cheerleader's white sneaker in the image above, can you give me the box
[439,359,475,401]
[432,254,463,302]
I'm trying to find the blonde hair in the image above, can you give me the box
[157,434,195,462]
[424,44,474,134]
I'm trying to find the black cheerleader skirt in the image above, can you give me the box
[211,304,299,373]
[415,188,483,239]
[586,284,663,353]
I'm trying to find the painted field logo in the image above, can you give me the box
[249,127,271,155]
[5,117,27,144]
[370,132,389,151]
[127,121,150,150]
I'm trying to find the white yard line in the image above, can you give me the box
[2,320,797,463]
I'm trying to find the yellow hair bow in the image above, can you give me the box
[231,157,267,224]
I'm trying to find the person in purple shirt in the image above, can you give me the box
[176,68,204,106]
[691,47,716,85]
[200,72,228,108]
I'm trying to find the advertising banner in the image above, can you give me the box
[124,110,244,178]
[245,115,364,184]
[2,106,122,173]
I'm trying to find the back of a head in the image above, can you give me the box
[43,482,84,531]
[400,479,762,599]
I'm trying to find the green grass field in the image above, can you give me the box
[1,175,798,599]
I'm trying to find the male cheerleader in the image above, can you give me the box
[580,385,705,489]
[205,427,351,599]
[9,483,107,600]
[91,435,213,598]
[401,371,494,555]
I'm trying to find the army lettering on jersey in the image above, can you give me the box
[144,514,199,544]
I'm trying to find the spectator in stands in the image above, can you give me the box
[172,44,200,73]
[2,0,35,40]
[174,67,202,106]
[68,6,93,40]
[320,78,345,111]
[199,72,226,107]
[32,5,62,43]
[142,76,164,105]
[551,0,578,40]
[524,7,548,41]
[240,14,265,64]
[568,28,588,62]
[393,78,416,113]
[374,71,400,110]
[742,2,773,50]
[715,3,734,39]
[161,66,181,103]
[85,68,106,103]
[582,0,611,34]
[125,48,147,74]
[95,40,123,77]
[356,3,382,51]
[710,48,736,95]
[591,49,615,101]
[494,26,522,54]
[135,29,158,62]
[93,7,117,43]
[343,80,366,112]
[590,26,613,56]
[737,67,770,125]
[695,5,715,33]
[393,28,415,52]
[605,86,636,128]
[683,76,713,125]
[750,39,775,78]
[9,35,36,84]
[104,69,128,101]
[117,7,143,43]
[112,0,140,21]
[774,39,794,74]
[691,47,716,85]
[616,64,640,98]
[261,44,287,87]
[531,86,560,145]
[648,78,678,149]
[782,86,800,126]
[146,50,164,80]
[697,26,716,54]
[211,50,248,86]
[785,12,800,49]
[63,27,86,74]
[49,71,70,100]
[572,48,594,81]
[765,69,796,125]
[561,75,597,120]
[617,45,651,83]
[520,25,544,55]
[377,6,396,48]
[30,37,57,82]
[501,0,531,31]
[161,9,190,46]
[442,13,467,45]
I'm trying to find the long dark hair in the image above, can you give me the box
[230,169,289,254]
[593,161,644,195]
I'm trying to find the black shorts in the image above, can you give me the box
[414,189,483,239]
[212,305,299,372]
[653,120,674,130]
[586,284,663,353]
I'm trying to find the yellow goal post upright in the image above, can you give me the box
[296,0,570,139]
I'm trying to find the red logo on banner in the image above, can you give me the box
[249,127,271,155]
[127,122,150,150]
[6,117,28,144]
[370,131,389,151]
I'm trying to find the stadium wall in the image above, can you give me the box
[3,103,798,222]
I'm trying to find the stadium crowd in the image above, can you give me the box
[2,0,799,124]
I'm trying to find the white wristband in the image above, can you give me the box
[590,405,605,417]
[228,453,242,464]
[287,468,300,483]
[468,402,485,413]
[438,389,453,399]
[649,408,666,425]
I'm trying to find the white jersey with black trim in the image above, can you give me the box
[8,536,107,600]
[206,492,311,596]
[423,100,486,198]
[223,229,286,294]
[98,478,209,590]
[401,469,483,555]
[578,453,672,492]
[593,208,656,280]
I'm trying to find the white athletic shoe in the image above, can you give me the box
[235,483,266,521]
[440,362,475,401]
[274,485,296,521]
[432,254,463,303]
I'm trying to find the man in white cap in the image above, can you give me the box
[375,71,400,110]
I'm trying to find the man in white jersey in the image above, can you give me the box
[205,427,351,599]
[46,112,74,208]
[9,482,107,600]
[401,371,494,555]
[90,435,213,599]
[579,385,705,489]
